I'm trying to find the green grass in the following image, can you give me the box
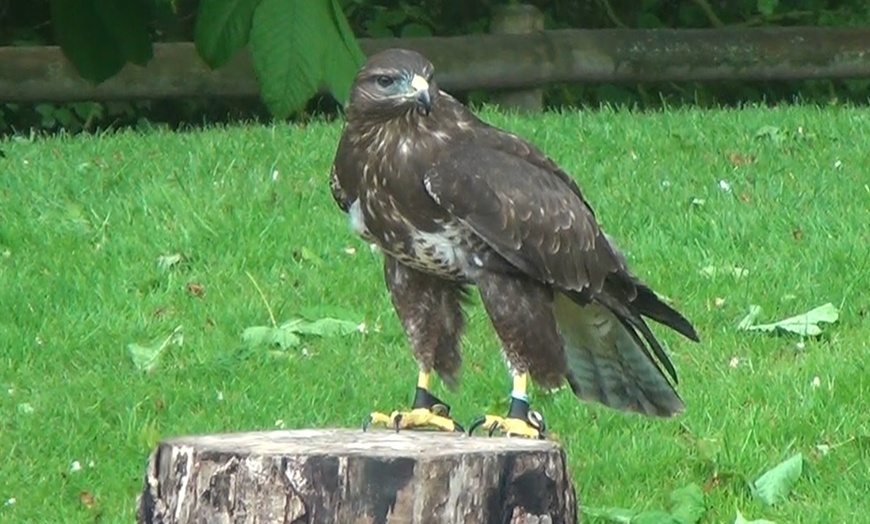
[2,104,869,523]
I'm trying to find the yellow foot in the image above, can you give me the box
[468,393,546,439]
[363,407,463,433]
[468,413,544,439]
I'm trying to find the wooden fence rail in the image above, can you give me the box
[1,27,869,104]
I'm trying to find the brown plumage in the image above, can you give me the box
[330,48,699,427]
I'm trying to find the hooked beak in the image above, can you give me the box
[410,74,431,115]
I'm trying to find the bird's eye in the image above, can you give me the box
[375,75,395,88]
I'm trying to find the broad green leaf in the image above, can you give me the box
[632,510,680,524]
[325,0,366,104]
[271,327,302,349]
[242,325,302,350]
[285,317,359,337]
[751,453,804,506]
[739,303,839,336]
[195,0,263,68]
[669,484,705,524]
[50,0,126,82]
[756,0,778,16]
[241,326,276,347]
[127,326,183,373]
[243,316,360,350]
[737,305,763,331]
[94,0,154,66]
[735,509,775,524]
[250,0,329,117]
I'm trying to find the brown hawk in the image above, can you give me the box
[329,49,699,439]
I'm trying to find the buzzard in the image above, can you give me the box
[329,49,699,439]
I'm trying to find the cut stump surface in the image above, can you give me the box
[137,428,578,524]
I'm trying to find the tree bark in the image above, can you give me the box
[136,428,578,524]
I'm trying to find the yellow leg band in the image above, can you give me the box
[417,371,431,390]
[511,372,529,401]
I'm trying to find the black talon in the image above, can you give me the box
[393,414,403,433]
[362,415,373,432]
[467,416,487,436]
[528,410,547,437]
[453,420,465,433]
[488,423,499,437]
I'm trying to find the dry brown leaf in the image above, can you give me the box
[79,490,96,508]
[727,152,756,166]
[186,282,205,298]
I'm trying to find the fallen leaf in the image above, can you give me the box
[737,303,839,337]
[186,282,205,298]
[285,317,360,337]
[750,453,804,506]
[792,229,802,241]
[734,509,775,524]
[738,192,751,203]
[157,253,183,272]
[242,316,360,351]
[127,325,183,372]
[727,152,756,166]
[79,491,96,508]
[702,474,721,493]
[669,483,706,524]
[737,305,763,330]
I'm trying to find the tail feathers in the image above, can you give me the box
[633,283,700,343]
[554,293,685,417]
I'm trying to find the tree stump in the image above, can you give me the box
[136,428,578,524]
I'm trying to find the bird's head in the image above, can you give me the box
[346,48,437,121]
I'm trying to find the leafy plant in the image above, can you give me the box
[193,0,365,117]
[242,317,362,351]
[737,303,839,336]
[49,0,154,83]
[34,0,365,120]
[581,483,707,523]
[750,453,805,506]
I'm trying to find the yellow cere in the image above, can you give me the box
[410,74,429,92]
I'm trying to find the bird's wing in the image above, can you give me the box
[423,140,620,295]
[329,127,359,213]
[423,137,694,400]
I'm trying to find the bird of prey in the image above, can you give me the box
[329,48,699,439]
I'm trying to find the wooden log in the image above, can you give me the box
[136,428,579,524]
[2,26,870,103]
[490,4,545,113]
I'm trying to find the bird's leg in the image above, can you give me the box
[363,371,464,433]
[468,372,546,439]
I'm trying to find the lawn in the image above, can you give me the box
[1,103,868,524]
